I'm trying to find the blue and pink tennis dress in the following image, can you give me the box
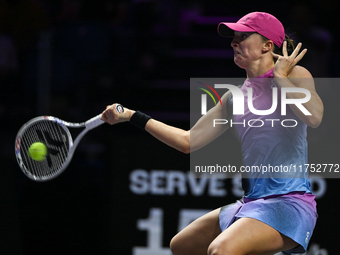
[219,68,318,254]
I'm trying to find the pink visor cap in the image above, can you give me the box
[218,12,285,47]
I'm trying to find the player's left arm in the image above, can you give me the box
[272,42,324,128]
[276,66,323,128]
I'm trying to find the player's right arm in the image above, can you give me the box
[101,91,230,154]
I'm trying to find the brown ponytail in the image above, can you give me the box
[260,33,295,62]
[273,34,295,60]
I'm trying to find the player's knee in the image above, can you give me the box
[170,233,199,255]
[207,243,223,255]
[170,234,183,255]
[208,240,243,255]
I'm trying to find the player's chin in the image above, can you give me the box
[234,59,245,69]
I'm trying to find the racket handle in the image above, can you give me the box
[85,114,105,130]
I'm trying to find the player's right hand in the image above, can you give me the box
[101,103,135,125]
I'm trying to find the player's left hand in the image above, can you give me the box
[271,41,307,78]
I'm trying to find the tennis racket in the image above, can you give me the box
[14,105,123,181]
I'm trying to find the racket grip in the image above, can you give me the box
[85,114,105,130]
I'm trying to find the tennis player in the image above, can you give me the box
[102,12,324,255]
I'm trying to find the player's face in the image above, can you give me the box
[230,32,265,69]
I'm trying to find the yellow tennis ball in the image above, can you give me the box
[28,142,47,161]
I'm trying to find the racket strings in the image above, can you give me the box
[20,120,70,180]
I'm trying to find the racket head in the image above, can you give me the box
[15,116,73,181]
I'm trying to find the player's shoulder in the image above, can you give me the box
[221,90,232,102]
[288,65,313,79]
[288,65,315,89]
